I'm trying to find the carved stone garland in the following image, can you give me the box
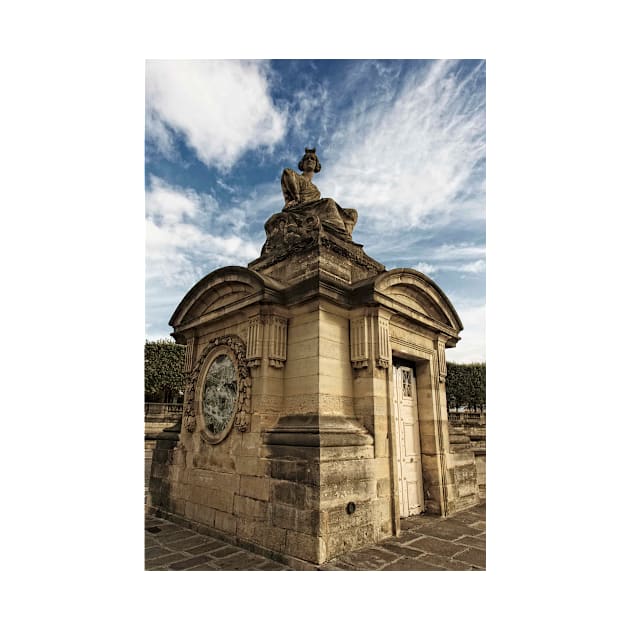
[183,334,252,434]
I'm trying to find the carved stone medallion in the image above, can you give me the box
[202,354,237,435]
[183,334,251,442]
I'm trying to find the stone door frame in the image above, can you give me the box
[387,341,449,533]
[391,360,425,518]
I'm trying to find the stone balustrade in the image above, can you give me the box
[448,411,485,500]
[145,402,184,420]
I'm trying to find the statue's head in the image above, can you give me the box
[298,148,321,173]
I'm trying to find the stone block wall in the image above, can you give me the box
[448,412,486,502]
[263,418,378,563]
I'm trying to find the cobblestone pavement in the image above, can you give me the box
[320,503,485,570]
[144,516,290,570]
[145,503,485,571]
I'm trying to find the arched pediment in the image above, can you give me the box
[169,266,285,329]
[374,269,463,333]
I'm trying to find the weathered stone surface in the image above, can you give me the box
[453,546,486,568]
[286,530,325,564]
[238,475,270,501]
[213,511,237,535]
[379,542,423,558]
[186,540,227,554]
[454,535,485,550]
[212,552,261,570]
[407,536,467,557]
[185,502,216,527]
[324,523,377,560]
[144,546,170,559]
[420,520,480,541]
[209,545,241,559]
[272,503,319,535]
[380,557,439,571]
[271,480,310,508]
[191,486,234,513]
[234,495,268,521]
[145,552,187,569]
[166,535,211,551]
[342,546,398,570]
[169,555,210,570]
[159,529,198,543]
[237,520,287,554]
[319,478,377,507]
[420,554,474,570]
[321,501,374,534]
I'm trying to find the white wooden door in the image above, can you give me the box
[393,364,424,517]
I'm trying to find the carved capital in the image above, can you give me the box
[376,317,390,369]
[268,316,288,368]
[350,316,369,369]
[246,316,264,368]
[350,314,390,369]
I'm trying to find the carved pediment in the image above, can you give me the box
[387,285,446,323]
[373,269,463,336]
[183,281,252,321]
[169,266,285,329]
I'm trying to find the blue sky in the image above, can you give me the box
[145,59,485,362]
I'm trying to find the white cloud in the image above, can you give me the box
[145,178,260,290]
[415,262,438,275]
[145,177,262,338]
[146,60,287,170]
[429,243,486,262]
[414,242,486,275]
[414,259,485,275]
[316,60,485,232]
[145,108,176,159]
[146,175,206,224]
[459,259,486,273]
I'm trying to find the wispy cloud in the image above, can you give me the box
[427,243,486,261]
[415,262,438,275]
[146,60,287,170]
[291,82,333,148]
[414,242,486,275]
[317,60,485,235]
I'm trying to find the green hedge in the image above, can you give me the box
[144,339,185,402]
[446,362,486,411]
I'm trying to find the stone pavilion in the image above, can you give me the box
[147,148,482,567]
